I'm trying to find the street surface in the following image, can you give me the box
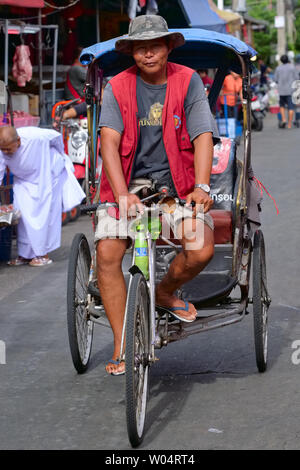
[0,113,300,450]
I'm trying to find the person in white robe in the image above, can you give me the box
[0,126,85,266]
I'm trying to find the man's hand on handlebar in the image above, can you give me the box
[62,107,78,121]
[117,192,145,219]
[185,188,213,217]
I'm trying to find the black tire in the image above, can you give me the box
[69,205,81,222]
[62,211,70,226]
[126,273,151,448]
[256,118,263,132]
[252,230,269,373]
[67,233,93,373]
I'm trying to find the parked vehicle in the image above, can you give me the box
[52,99,85,223]
[251,94,265,131]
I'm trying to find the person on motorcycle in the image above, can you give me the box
[97,15,219,375]
[61,77,111,121]
[64,46,87,101]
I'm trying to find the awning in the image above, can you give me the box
[208,0,242,33]
[178,0,227,34]
[243,14,268,31]
[0,0,44,7]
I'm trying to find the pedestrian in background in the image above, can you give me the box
[274,54,298,129]
[197,69,213,87]
[220,71,242,118]
[0,126,85,266]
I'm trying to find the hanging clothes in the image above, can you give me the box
[128,0,158,19]
[12,45,32,87]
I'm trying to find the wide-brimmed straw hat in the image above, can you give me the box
[115,15,185,55]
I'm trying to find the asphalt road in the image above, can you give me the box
[0,113,299,450]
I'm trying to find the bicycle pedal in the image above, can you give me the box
[88,281,101,299]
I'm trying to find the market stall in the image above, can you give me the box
[0,19,58,126]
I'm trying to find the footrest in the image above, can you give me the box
[181,273,237,307]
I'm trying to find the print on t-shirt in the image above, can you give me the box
[139,102,163,127]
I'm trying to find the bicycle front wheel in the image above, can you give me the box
[67,233,94,373]
[126,272,151,448]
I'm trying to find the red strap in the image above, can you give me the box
[252,176,279,215]
[66,73,81,99]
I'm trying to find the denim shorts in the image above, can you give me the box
[279,95,295,110]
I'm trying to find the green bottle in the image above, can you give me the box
[149,215,161,240]
[135,225,149,279]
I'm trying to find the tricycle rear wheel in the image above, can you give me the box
[252,230,269,372]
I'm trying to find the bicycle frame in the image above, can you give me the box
[119,205,162,364]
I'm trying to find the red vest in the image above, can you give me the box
[99,62,197,202]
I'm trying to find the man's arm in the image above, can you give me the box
[100,127,128,198]
[0,155,6,186]
[185,132,214,215]
[100,127,144,217]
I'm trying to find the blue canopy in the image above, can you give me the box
[80,28,257,76]
[178,0,227,33]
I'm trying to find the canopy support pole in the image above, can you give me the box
[38,8,45,124]
[4,19,9,86]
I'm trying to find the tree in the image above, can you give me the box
[294,0,300,53]
[247,1,277,64]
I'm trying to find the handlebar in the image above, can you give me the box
[79,195,193,215]
[80,203,99,213]
[61,98,80,110]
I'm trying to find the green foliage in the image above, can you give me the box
[248,1,277,64]
[294,0,300,53]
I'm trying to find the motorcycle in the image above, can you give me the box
[52,99,87,224]
[251,94,265,132]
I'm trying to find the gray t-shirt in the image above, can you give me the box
[100,70,219,180]
[274,63,299,96]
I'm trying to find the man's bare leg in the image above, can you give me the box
[288,109,294,129]
[280,106,286,125]
[97,238,127,374]
[156,219,214,321]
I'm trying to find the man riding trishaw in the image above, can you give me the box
[96,15,220,375]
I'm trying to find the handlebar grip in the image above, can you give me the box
[80,203,99,213]
[62,98,80,109]
[80,202,119,213]
[178,199,195,207]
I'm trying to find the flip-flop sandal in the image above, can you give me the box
[106,359,125,376]
[29,257,53,267]
[7,256,31,266]
[156,300,197,323]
